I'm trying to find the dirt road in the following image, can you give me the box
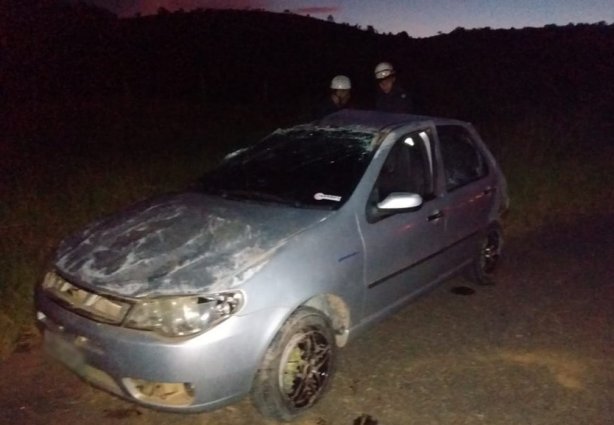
[1,214,612,425]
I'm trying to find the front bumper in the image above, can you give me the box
[35,290,289,412]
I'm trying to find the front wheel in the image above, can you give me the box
[468,224,503,285]
[252,307,336,421]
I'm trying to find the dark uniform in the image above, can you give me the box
[314,96,344,119]
[314,96,352,119]
[376,84,413,114]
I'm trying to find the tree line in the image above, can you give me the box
[2,1,613,122]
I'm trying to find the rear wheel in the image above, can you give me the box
[468,224,503,285]
[252,307,336,421]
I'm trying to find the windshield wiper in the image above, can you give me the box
[220,189,299,206]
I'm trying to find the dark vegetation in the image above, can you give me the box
[1,0,613,358]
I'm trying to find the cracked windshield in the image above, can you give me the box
[201,128,377,209]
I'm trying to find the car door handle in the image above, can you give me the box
[483,187,496,196]
[427,210,444,221]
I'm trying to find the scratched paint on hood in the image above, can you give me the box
[55,192,331,298]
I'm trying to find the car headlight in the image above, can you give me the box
[124,292,244,337]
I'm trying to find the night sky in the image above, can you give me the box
[84,0,613,37]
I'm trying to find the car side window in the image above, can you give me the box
[373,131,433,203]
[437,125,488,191]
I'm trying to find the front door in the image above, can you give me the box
[359,129,447,320]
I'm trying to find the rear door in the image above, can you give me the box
[436,124,498,259]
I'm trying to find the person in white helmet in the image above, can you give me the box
[374,62,412,113]
[314,75,353,118]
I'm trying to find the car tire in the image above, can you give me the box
[251,307,336,421]
[468,224,503,285]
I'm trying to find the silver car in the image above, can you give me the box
[36,110,509,421]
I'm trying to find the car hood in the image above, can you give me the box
[55,192,332,298]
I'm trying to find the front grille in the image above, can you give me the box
[42,271,131,324]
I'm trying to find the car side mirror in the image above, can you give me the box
[377,192,423,210]
[366,192,424,223]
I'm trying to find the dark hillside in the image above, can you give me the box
[3,2,613,122]
[413,25,614,122]
[2,2,613,160]
[1,3,383,107]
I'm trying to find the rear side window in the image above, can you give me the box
[437,125,488,191]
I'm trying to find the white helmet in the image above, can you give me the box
[374,62,395,80]
[330,75,351,90]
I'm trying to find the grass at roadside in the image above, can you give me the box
[1,100,611,359]
[479,109,613,235]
